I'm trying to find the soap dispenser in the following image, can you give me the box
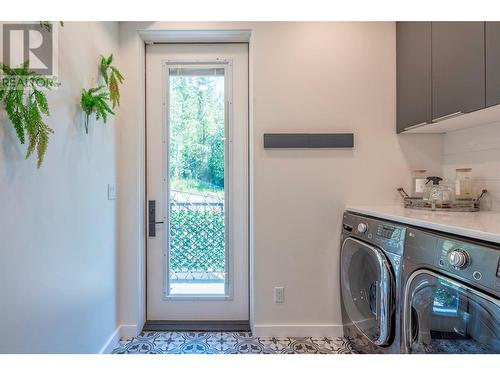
[423,176,443,201]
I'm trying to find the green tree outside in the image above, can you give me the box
[169,74,225,194]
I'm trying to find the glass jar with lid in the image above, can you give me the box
[455,168,473,200]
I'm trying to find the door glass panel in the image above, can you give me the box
[407,273,500,353]
[341,238,390,344]
[167,65,227,296]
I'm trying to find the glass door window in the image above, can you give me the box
[167,64,228,297]
[405,271,500,353]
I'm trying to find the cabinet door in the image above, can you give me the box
[486,22,500,107]
[432,22,485,120]
[396,22,432,133]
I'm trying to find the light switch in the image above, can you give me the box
[107,183,117,200]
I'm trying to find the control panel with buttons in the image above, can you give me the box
[342,212,405,256]
[376,224,401,240]
[434,238,500,294]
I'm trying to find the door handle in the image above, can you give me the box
[148,200,164,237]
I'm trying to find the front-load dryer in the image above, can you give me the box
[340,212,406,353]
[402,227,500,353]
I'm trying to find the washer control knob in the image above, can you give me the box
[448,250,469,269]
[357,223,368,233]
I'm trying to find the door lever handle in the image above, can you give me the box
[148,200,163,237]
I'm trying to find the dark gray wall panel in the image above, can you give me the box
[432,22,485,119]
[396,22,432,133]
[263,133,354,148]
[486,22,500,107]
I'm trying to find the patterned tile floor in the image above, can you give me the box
[112,331,354,354]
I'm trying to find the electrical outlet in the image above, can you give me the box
[274,287,285,303]
[107,183,117,200]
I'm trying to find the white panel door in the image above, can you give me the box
[146,43,249,320]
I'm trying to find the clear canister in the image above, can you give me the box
[455,168,473,200]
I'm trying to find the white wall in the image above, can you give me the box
[443,122,500,211]
[0,22,119,353]
[117,22,443,336]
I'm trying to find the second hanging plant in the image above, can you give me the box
[79,53,124,133]
[99,54,124,109]
[80,86,114,134]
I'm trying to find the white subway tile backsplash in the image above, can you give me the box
[443,121,500,155]
[443,122,500,211]
[443,149,500,179]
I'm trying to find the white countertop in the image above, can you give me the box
[345,205,500,244]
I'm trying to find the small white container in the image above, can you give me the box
[411,170,427,198]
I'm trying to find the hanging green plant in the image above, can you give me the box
[0,62,58,168]
[99,54,124,109]
[80,86,115,134]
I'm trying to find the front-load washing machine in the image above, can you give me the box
[403,227,500,353]
[340,212,406,353]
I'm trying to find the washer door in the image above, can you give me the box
[341,237,394,346]
[404,270,500,353]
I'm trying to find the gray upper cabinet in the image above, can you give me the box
[486,22,500,107]
[431,22,485,120]
[396,22,432,133]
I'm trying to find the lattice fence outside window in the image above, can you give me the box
[169,190,225,282]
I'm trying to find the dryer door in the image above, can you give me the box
[341,237,394,346]
[404,270,500,353]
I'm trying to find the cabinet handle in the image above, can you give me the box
[432,111,464,123]
[404,121,429,131]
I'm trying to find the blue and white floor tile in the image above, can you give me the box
[112,331,354,354]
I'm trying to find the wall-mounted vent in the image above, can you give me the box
[263,133,354,149]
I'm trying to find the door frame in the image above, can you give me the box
[134,29,254,333]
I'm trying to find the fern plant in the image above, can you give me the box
[39,21,64,32]
[80,86,115,134]
[99,54,124,109]
[0,62,58,167]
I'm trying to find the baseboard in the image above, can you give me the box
[251,324,345,337]
[98,323,143,354]
[119,323,142,338]
[98,327,121,354]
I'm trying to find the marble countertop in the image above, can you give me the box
[345,205,500,244]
